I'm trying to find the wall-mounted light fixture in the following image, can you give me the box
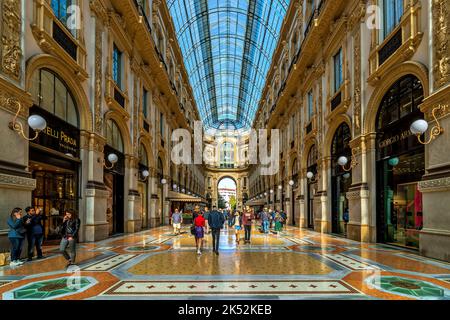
[141,169,150,181]
[306,171,318,183]
[8,98,47,141]
[270,189,274,194]
[410,104,446,145]
[338,149,358,172]
[289,180,295,187]
[278,185,282,190]
[103,153,118,169]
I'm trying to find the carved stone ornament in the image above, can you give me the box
[94,21,103,133]
[419,177,450,192]
[353,28,362,135]
[432,0,450,89]
[0,173,36,191]
[1,0,22,80]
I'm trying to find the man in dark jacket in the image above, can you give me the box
[208,206,225,255]
[23,207,45,261]
[59,209,81,267]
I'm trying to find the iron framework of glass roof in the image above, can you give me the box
[167,0,290,130]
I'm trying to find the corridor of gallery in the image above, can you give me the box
[1,225,449,300]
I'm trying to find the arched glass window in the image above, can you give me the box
[292,159,298,176]
[30,68,79,128]
[105,119,124,153]
[307,144,318,168]
[139,144,148,166]
[158,157,164,179]
[377,75,424,131]
[220,142,234,169]
[331,123,352,175]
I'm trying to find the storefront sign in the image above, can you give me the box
[30,106,80,158]
[378,129,414,149]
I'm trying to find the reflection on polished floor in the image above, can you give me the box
[1,225,450,300]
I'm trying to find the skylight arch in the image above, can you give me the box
[168,0,290,130]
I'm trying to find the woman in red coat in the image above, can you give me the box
[193,211,205,255]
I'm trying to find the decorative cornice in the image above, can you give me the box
[419,177,450,193]
[0,173,36,191]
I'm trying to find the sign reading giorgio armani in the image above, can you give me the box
[378,129,414,149]
[30,106,80,158]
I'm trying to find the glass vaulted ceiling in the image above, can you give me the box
[167,0,290,130]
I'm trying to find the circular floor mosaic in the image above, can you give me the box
[126,245,160,252]
[4,277,95,300]
[368,276,447,299]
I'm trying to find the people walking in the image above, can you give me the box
[228,210,234,228]
[233,211,243,244]
[193,210,205,255]
[208,206,225,255]
[280,210,287,231]
[274,211,283,232]
[203,207,210,234]
[7,208,26,267]
[59,209,80,268]
[261,209,270,234]
[24,207,45,261]
[171,208,183,235]
[242,207,255,244]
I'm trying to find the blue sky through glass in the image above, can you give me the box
[167,0,290,130]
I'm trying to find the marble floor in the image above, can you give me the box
[1,225,450,300]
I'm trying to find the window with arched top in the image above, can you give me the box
[220,142,234,169]
[307,144,318,168]
[30,68,79,128]
[105,119,124,153]
[292,159,298,176]
[139,144,148,167]
[158,157,164,177]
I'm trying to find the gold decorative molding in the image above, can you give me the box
[353,27,362,136]
[30,0,88,80]
[368,1,423,86]
[1,0,22,81]
[94,20,103,134]
[432,0,450,90]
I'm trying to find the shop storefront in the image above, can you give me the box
[306,145,317,229]
[331,123,352,236]
[29,69,80,241]
[104,120,125,236]
[376,75,425,249]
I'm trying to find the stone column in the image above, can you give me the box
[148,174,158,228]
[346,134,375,242]
[83,133,109,241]
[125,155,141,233]
[317,157,331,233]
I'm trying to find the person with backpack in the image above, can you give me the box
[208,206,225,255]
[7,208,26,267]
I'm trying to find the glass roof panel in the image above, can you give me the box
[168,0,289,130]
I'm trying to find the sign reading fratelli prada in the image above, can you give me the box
[30,106,80,158]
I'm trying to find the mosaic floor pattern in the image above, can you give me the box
[1,225,449,300]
